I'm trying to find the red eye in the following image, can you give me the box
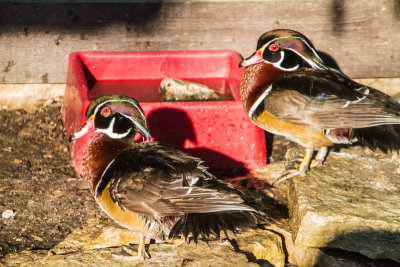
[269,43,279,52]
[100,106,111,117]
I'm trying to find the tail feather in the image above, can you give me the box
[354,124,400,152]
[168,211,265,242]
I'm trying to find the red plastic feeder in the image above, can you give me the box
[62,51,266,177]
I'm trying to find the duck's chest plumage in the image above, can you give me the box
[83,134,168,239]
[82,134,129,194]
[82,135,170,240]
[240,63,283,115]
[240,63,333,148]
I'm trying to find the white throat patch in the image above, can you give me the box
[272,51,299,71]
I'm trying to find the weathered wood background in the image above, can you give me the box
[0,1,400,83]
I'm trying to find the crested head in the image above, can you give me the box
[240,29,326,71]
[255,29,315,51]
[70,95,152,142]
[85,95,142,119]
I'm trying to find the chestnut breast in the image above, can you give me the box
[82,134,129,194]
[240,63,283,114]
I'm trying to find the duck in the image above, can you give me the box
[239,29,400,183]
[69,95,264,260]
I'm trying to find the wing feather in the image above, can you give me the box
[98,142,254,220]
[267,69,400,131]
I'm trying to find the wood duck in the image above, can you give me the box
[239,29,400,183]
[69,95,264,260]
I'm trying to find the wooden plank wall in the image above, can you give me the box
[0,1,400,83]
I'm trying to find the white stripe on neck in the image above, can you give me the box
[248,85,273,119]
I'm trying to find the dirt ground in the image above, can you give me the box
[0,101,101,258]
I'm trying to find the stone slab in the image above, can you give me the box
[287,147,400,262]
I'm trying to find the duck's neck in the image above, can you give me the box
[82,134,130,194]
[240,63,283,114]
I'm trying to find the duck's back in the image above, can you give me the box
[95,141,263,241]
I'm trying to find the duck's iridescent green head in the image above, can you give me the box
[69,95,151,142]
[240,29,326,71]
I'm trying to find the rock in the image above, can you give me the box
[252,164,288,206]
[50,217,140,255]
[83,226,142,250]
[3,192,397,266]
[232,229,285,267]
[2,215,258,266]
[2,210,15,219]
[3,234,258,267]
[160,78,229,102]
[266,221,399,267]
[287,146,400,262]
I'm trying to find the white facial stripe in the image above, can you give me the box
[274,50,284,65]
[107,116,115,132]
[91,98,151,139]
[284,64,299,71]
[263,36,286,49]
[286,48,325,70]
[264,36,322,60]
[270,51,299,71]
[258,45,300,72]
[97,128,132,139]
[248,85,273,118]
[70,122,92,140]
[263,36,326,70]
[292,36,324,63]
[120,113,151,140]
[95,117,132,139]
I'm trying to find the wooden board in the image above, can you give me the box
[0,1,400,83]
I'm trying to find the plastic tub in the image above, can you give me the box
[62,51,266,176]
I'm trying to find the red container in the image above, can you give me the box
[62,51,266,176]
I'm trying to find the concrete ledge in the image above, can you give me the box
[1,78,400,110]
[0,84,64,110]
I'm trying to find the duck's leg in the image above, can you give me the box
[112,234,149,260]
[137,234,148,259]
[274,148,313,185]
[310,146,328,168]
